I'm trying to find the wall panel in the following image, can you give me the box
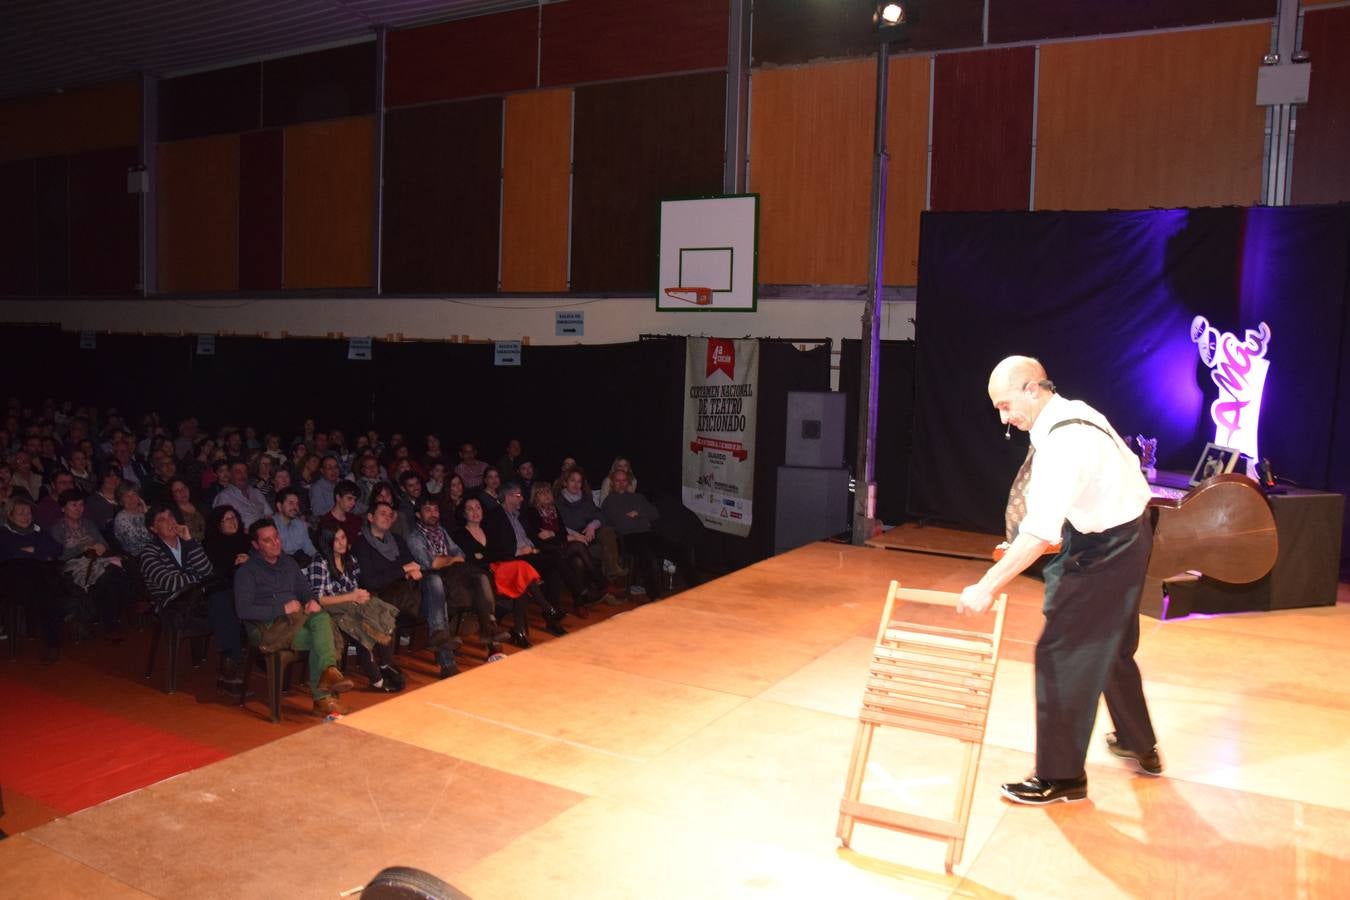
[1291,7,1350,205]
[0,160,36,294]
[383,100,502,294]
[34,156,69,295]
[570,72,725,292]
[931,47,1035,212]
[752,0,983,66]
[239,130,284,291]
[282,116,374,290]
[541,0,727,87]
[501,90,572,293]
[882,55,933,285]
[159,65,261,141]
[751,57,929,286]
[68,146,139,294]
[158,136,240,293]
[387,10,537,106]
[1034,25,1268,211]
[0,78,140,163]
[989,0,1274,43]
[263,42,375,128]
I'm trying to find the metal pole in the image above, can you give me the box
[852,40,889,545]
[372,26,387,294]
[722,0,752,194]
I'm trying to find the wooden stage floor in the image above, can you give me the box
[4,541,1349,898]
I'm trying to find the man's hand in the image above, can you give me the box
[283,599,302,615]
[92,543,108,557]
[176,524,191,541]
[956,584,994,616]
[625,510,639,518]
[304,600,321,614]
[233,553,249,566]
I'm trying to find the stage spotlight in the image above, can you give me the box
[873,2,906,32]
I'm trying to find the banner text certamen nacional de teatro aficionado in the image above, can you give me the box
[683,338,758,537]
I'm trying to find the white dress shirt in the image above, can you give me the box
[1019,394,1151,542]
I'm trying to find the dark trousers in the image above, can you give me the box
[166,585,242,662]
[1035,514,1155,779]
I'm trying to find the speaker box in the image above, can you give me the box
[785,391,846,468]
[775,465,850,554]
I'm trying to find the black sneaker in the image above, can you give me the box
[380,666,406,691]
[1000,774,1088,805]
[437,663,459,679]
[1105,732,1164,776]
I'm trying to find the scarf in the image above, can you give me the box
[3,519,37,537]
[561,488,584,503]
[363,523,399,562]
[417,521,450,558]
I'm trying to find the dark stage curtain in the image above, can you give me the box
[839,339,917,525]
[911,206,1350,567]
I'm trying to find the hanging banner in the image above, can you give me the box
[683,337,758,537]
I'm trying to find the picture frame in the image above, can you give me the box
[1190,441,1244,485]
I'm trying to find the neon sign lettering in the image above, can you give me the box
[1190,316,1271,461]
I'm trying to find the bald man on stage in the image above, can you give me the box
[957,356,1164,805]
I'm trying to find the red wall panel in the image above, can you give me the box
[571,72,725,291]
[930,47,1036,212]
[386,9,537,106]
[159,64,261,141]
[541,0,727,87]
[239,129,284,291]
[263,42,375,127]
[68,147,140,294]
[989,0,1273,43]
[382,99,503,293]
[0,160,36,295]
[1292,7,1350,204]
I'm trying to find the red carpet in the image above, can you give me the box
[0,678,228,815]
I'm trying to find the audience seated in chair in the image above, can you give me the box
[49,489,132,641]
[319,480,363,546]
[140,503,243,687]
[271,487,316,565]
[112,483,155,559]
[309,455,342,519]
[34,470,76,531]
[454,442,488,490]
[352,501,460,678]
[0,497,68,662]
[213,461,272,527]
[601,467,665,599]
[406,496,509,659]
[304,526,405,694]
[454,496,565,649]
[233,519,353,718]
[524,481,609,615]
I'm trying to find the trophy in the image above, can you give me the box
[1134,434,1157,482]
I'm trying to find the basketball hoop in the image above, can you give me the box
[664,286,712,306]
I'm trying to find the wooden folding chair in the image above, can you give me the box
[837,581,1008,873]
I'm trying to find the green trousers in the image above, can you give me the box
[250,611,340,699]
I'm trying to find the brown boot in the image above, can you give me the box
[317,666,355,694]
[313,696,348,717]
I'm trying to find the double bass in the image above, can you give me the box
[993,474,1278,587]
